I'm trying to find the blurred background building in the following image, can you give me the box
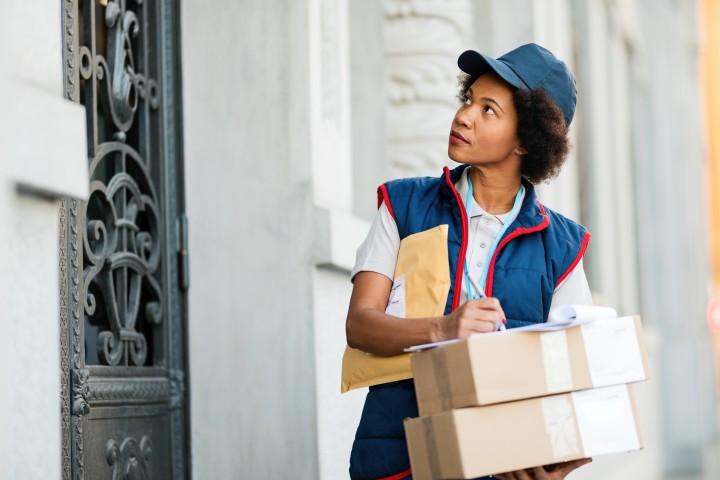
[1,0,718,478]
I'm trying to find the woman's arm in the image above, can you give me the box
[346,271,506,356]
[551,259,593,307]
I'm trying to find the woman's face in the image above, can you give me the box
[448,72,523,169]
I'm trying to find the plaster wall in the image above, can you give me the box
[2,196,62,479]
[634,0,715,473]
[181,1,320,478]
[313,266,366,479]
[0,2,87,478]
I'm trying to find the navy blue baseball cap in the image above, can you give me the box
[458,43,577,127]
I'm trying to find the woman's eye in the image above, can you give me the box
[483,105,496,115]
[462,95,471,105]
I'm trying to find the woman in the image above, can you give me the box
[346,44,593,480]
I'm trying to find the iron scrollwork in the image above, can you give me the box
[106,436,152,480]
[83,145,163,366]
[80,0,162,367]
[94,0,159,137]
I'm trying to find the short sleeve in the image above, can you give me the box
[550,259,593,308]
[350,202,400,282]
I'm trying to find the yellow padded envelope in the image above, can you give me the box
[341,224,452,393]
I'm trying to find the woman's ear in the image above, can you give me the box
[515,146,528,155]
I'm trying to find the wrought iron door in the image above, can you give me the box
[60,0,189,478]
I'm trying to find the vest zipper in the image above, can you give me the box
[485,201,550,297]
[444,167,469,311]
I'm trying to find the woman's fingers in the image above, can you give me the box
[513,469,535,480]
[532,458,593,479]
[495,458,592,480]
[444,297,506,340]
[552,458,593,477]
[456,300,504,335]
[532,466,550,479]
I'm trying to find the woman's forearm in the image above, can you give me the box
[346,307,442,356]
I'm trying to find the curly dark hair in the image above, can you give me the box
[457,74,570,184]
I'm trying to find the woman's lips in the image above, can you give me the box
[449,130,469,146]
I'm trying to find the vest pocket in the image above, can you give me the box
[492,265,549,324]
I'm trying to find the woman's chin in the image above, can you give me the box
[447,148,464,163]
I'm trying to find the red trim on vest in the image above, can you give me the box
[555,230,591,287]
[377,184,396,220]
[377,468,412,480]
[444,167,468,311]
[486,201,550,297]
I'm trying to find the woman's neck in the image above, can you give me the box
[468,166,522,215]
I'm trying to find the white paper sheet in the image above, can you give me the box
[510,305,618,333]
[581,316,645,387]
[572,385,640,457]
[403,338,461,353]
[549,305,618,323]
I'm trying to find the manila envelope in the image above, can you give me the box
[341,224,451,393]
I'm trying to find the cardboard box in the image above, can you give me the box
[404,384,643,480]
[411,315,649,416]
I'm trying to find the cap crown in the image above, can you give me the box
[458,43,577,127]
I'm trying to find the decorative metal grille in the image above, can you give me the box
[80,0,163,367]
[83,145,163,367]
[60,0,188,478]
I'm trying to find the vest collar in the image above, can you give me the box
[441,164,549,232]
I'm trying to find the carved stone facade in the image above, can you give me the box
[384,0,473,179]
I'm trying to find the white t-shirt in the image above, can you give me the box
[351,168,593,310]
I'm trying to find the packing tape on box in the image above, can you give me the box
[431,347,453,411]
[541,394,582,459]
[540,330,573,393]
[422,416,442,480]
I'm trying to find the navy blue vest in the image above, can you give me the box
[350,164,590,480]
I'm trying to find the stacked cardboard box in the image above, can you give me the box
[404,315,649,479]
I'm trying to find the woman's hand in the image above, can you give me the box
[346,273,506,354]
[494,458,592,480]
[438,297,506,341]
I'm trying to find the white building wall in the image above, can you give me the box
[181,1,320,478]
[632,0,715,474]
[574,0,711,476]
[313,265,366,479]
[0,1,88,478]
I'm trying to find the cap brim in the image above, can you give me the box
[457,50,528,89]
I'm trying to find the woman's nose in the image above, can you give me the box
[454,107,474,129]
